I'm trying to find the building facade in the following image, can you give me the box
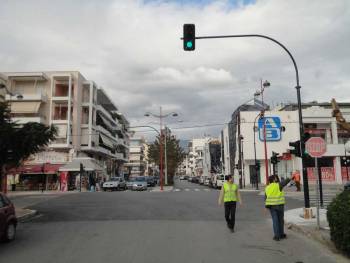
[2,71,129,191]
[226,102,350,186]
[125,137,146,178]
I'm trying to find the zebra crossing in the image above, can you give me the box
[170,188,216,193]
[286,192,337,207]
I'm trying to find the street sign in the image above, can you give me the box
[305,137,326,158]
[258,117,282,141]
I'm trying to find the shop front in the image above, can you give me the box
[7,163,62,191]
[59,157,104,191]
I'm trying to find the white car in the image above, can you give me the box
[204,177,210,186]
[103,177,126,191]
[213,174,226,189]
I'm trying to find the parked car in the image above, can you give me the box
[0,193,17,242]
[215,174,226,189]
[199,176,205,185]
[126,178,136,189]
[192,176,200,184]
[179,175,185,180]
[102,177,127,191]
[204,177,210,186]
[187,176,192,182]
[131,176,148,191]
[184,175,189,180]
[146,176,156,187]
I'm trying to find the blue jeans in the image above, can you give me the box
[269,205,284,238]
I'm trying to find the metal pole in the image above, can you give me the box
[164,126,168,185]
[318,162,324,208]
[253,117,259,190]
[242,139,245,188]
[159,106,164,191]
[296,86,310,208]
[263,117,269,184]
[315,157,320,229]
[237,112,242,189]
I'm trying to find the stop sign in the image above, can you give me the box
[305,137,327,158]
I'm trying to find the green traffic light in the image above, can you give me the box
[186,41,193,48]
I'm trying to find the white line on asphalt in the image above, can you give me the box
[174,189,181,192]
[185,189,190,191]
[204,189,210,191]
[194,189,200,191]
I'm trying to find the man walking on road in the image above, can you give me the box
[218,175,242,233]
[265,175,290,241]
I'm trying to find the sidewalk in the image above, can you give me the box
[285,207,337,253]
[6,190,79,198]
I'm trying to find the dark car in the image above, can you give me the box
[0,193,17,242]
[146,176,156,187]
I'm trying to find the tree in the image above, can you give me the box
[0,102,57,191]
[148,129,185,185]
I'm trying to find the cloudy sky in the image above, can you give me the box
[0,0,349,140]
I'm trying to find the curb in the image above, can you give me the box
[286,223,336,252]
[17,209,38,223]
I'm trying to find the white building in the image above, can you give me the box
[227,102,350,186]
[125,137,146,178]
[2,71,129,191]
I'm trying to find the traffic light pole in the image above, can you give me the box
[185,32,310,211]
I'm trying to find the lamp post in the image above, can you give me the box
[255,80,270,184]
[144,108,178,190]
[253,112,262,190]
[236,94,261,189]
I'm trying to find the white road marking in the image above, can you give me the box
[185,189,190,191]
[194,189,200,191]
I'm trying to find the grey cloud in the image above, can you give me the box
[0,0,349,140]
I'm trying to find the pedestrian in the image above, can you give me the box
[265,175,291,241]
[291,170,301,191]
[218,174,242,233]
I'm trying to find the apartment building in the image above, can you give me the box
[0,73,7,102]
[224,101,350,186]
[125,137,146,178]
[2,71,129,191]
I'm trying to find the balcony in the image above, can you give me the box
[5,93,47,102]
[12,116,45,124]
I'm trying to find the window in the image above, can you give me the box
[82,107,89,124]
[53,103,68,120]
[55,83,69,97]
[82,85,90,103]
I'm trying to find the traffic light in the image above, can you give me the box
[271,151,280,165]
[183,24,195,51]
[289,140,301,157]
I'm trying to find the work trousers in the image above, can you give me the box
[269,205,285,238]
[224,201,237,230]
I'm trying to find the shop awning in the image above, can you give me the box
[11,102,41,113]
[7,163,62,174]
[59,158,104,172]
[99,133,115,149]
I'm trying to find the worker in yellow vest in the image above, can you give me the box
[265,175,291,241]
[218,175,242,232]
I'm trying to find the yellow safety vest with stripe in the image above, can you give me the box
[223,182,238,202]
[265,182,285,206]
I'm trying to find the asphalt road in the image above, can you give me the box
[1,180,346,263]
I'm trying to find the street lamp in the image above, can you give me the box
[144,107,179,190]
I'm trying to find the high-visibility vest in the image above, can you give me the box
[265,183,285,206]
[223,182,237,202]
